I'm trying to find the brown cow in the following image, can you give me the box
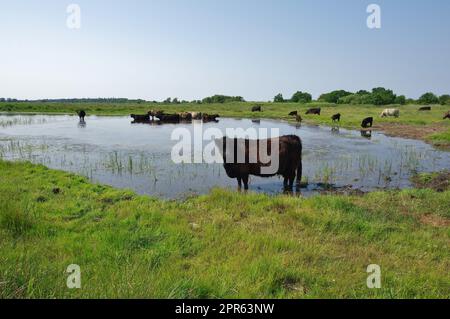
[296,115,303,122]
[289,111,298,116]
[444,111,450,120]
[305,108,321,115]
[215,135,302,190]
[419,106,431,111]
[202,113,220,122]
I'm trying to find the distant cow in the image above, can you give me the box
[444,111,450,120]
[202,113,220,122]
[380,108,400,118]
[419,106,431,111]
[157,113,180,122]
[215,135,303,190]
[179,112,193,121]
[131,114,150,122]
[296,115,303,123]
[361,117,373,128]
[331,113,341,122]
[289,111,298,116]
[76,110,86,121]
[148,110,164,120]
[252,105,262,112]
[305,108,321,115]
[190,112,203,120]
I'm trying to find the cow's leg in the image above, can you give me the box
[283,176,289,189]
[242,175,249,190]
[237,177,242,190]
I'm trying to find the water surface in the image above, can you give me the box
[1,114,449,198]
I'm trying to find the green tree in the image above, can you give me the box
[290,91,312,103]
[438,94,450,105]
[273,93,285,103]
[418,92,439,104]
[318,90,352,103]
[370,87,396,105]
[395,95,406,105]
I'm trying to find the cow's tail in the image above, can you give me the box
[296,139,303,186]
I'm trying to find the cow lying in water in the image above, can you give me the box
[131,114,150,122]
[215,135,302,190]
[305,108,321,115]
[380,108,400,118]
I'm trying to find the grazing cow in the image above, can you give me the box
[361,117,373,128]
[305,108,321,115]
[289,111,298,116]
[444,111,450,120]
[215,135,302,190]
[252,105,262,112]
[77,110,86,121]
[380,108,400,118]
[419,106,431,111]
[296,115,303,123]
[131,114,150,122]
[331,113,341,122]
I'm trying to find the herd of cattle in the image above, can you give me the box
[254,106,450,128]
[131,110,220,123]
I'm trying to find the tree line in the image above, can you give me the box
[273,88,450,105]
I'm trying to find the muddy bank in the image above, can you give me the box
[373,123,449,150]
[411,171,450,192]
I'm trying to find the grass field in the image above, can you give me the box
[1,101,449,147]
[0,160,449,298]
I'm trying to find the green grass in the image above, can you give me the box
[0,160,449,298]
[2,101,449,145]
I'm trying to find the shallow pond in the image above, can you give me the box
[0,114,449,198]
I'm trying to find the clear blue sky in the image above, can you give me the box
[1,0,449,101]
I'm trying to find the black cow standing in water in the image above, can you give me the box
[215,135,303,190]
[361,117,373,128]
[77,110,86,121]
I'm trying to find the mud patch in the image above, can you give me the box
[420,214,450,228]
[411,171,450,192]
[374,123,449,149]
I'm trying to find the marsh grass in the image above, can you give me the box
[0,160,449,298]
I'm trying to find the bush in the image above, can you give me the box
[318,90,353,103]
[202,95,245,104]
[439,94,450,105]
[418,92,439,105]
[290,91,312,103]
[273,93,285,103]
[395,95,406,105]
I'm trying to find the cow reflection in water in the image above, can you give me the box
[361,130,372,139]
[331,126,340,134]
[78,120,86,128]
